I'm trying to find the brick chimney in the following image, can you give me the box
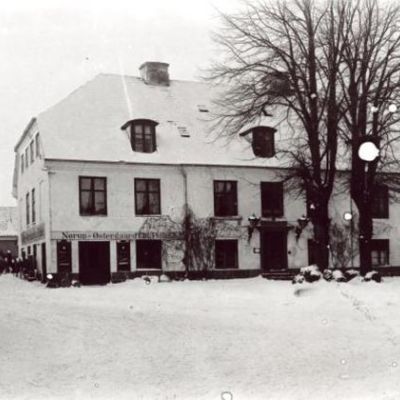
[139,62,170,86]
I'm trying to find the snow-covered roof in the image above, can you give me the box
[0,207,18,237]
[21,73,292,168]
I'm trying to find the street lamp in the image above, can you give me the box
[358,141,379,162]
[357,136,380,274]
[247,213,260,242]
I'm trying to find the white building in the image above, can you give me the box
[12,62,399,284]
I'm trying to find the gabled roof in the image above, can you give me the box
[20,73,291,169]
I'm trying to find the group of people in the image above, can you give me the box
[0,250,35,278]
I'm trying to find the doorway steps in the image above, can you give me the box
[261,269,298,281]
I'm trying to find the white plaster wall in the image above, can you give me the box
[15,121,50,267]
[47,161,311,271]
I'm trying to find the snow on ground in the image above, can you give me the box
[0,275,400,400]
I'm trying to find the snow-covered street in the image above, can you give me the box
[1,275,400,400]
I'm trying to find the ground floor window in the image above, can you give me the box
[215,240,238,269]
[370,239,389,267]
[117,241,131,272]
[136,240,162,269]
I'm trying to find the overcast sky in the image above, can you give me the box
[0,0,239,206]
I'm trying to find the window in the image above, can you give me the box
[215,240,238,269]
[30,141,34,164]
[79,177,107,216]
[35,134,40,159]
[252,127,276,158]
[26,192,30,226]
[21,154,24,174]
[123,119,157,153]
[261,182,284,217]
[135,178,161,215]
[372,185,388,219]
[136,240,162,269]
[214,180,238,217]
[25,148,29,168]
[117,241,131,272]
[370,239,389,266]
[31,188,36,224]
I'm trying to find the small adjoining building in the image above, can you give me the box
[0,207,18,257]
[12,62,398,284]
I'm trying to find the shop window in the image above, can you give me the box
[214,180,238,217]
[57,241,72,273]
[372,185,389,219]
[117,241,131,272]
[79,177,107,216]
[215,240,238,269]
[135,178,161,215]
[136,240,162,269]
[261,182,284,217]
[370,239,389,267]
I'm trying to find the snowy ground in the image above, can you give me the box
[0,275,400,400]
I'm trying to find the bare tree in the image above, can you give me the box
[339,0,400,274]
[208,0,349,270]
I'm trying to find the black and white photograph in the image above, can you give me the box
[1,0,400,398]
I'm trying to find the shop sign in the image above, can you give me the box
[52,230,183,241]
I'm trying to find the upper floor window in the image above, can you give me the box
[261,182,284,217]
[122,119,158,153]
[30,140,34,164]
[214,180,238,217]
[372,184,388,219]
[31,188,36,224]
[135,178,161,215]
[21,154,24,174]
[252,127,276,158]
[35,133,40,159]
[79,177,107,216]
[25,148,29,168]
[26,192,30,226]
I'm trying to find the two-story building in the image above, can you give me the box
[12,62,399,284]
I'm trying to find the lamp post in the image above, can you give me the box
[356,137,380,274]
[343,210,354,269]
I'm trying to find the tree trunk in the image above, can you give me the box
[311,204,330,271]
[358,204,373,275]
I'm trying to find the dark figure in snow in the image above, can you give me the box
[4,250,12,273]
[0,256,6,274]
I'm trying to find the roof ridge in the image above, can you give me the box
[97,72,210,86]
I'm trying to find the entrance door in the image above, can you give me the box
[261,231,288,271]
[79,241,110,285]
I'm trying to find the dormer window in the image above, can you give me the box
[240,126,276,158]
[121,119,158,153]
[252,127,276,157]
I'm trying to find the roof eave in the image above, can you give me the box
[14,117,37,152]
